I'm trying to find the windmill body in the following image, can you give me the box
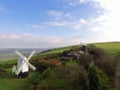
[12,50,36,78]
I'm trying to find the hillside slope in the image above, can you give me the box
[0,42,120,90]
[39,42,120,56]
[94,42,120,55]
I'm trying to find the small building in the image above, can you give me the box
[81,44,88,53]
[61,44,89,62]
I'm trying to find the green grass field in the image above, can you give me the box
[0,70,40,90]
[39,42,120,56]
[39,45,80,56]
[93,42,120,55]
[0,42,120,90]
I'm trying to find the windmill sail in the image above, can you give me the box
[15,50,26,60]
[12,65,17,73]
[27,62,36,70]
[27,50,35,61]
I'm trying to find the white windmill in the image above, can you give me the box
[12,50,36,78]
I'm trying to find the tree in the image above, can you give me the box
[88,64,113,90]
[115,52,120,90]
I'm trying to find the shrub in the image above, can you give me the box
[88,64,113,90]
[88,45,108,60]
[114,52,120,90]
[78,54,93,71]
[88,45,115,78]
[67,65,89,90]
[0,68,6,75]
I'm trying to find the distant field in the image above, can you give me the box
[0,42,119,62]
[93,42,120,55]
[0,58,16,62]
[0,48,47,62]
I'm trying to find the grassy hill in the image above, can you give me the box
[39,42,120,56]
[0,42,120,90]
[94,42,120,55]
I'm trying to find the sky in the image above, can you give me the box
[0,0,119,48]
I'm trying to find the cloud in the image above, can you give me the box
[91,0,112,11]
[31,25,41,28]
[46,18,87,30]
[0,33,64,48]
[0,33,92,48]
[46,10,87,30]
[0,34,20,40]
[47,10,71,20]
[47,21,70,26]
[61,0,90,7]
[72,18,87,30]
[47,10,63,17]
[61,0,120,41]
[28,10,87,30]
[27,0,120,44]
[27,24,44,29]
[0,6,8,13]
[88,0,120,41]
[0,7,5,11]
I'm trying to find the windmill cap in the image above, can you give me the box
[24,57,27,60]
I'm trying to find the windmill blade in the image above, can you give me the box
[27,62,36,71]
[15,50,26,60]
[12,65,17,73]
[27,50,35,61]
